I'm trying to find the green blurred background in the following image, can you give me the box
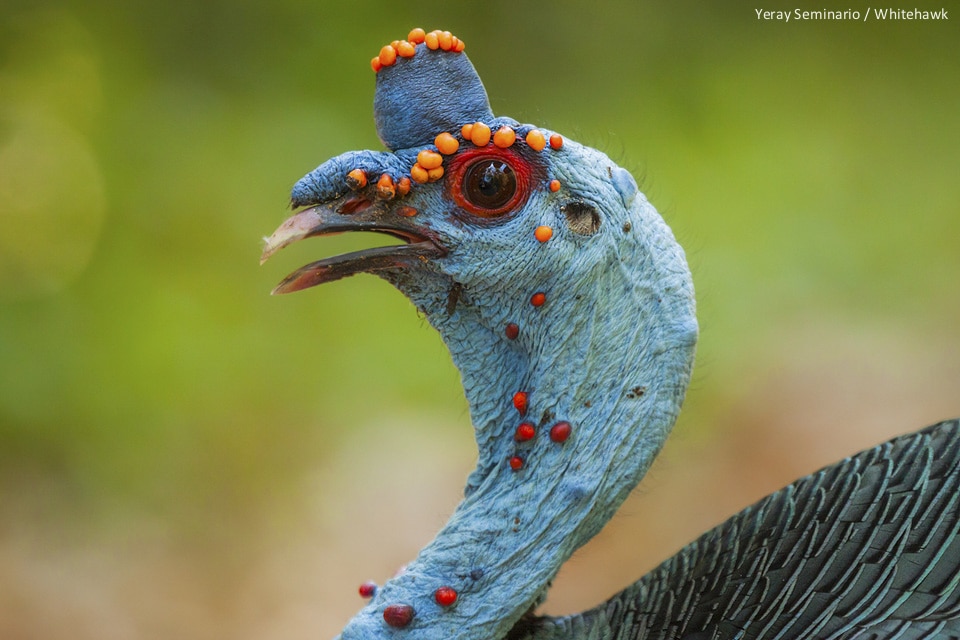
[1,1,957,637]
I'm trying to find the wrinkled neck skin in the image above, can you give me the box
[336,194,698,639]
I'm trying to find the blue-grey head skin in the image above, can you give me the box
[374,44,494,151]
[262,31,698,640]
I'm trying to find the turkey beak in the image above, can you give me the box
[260,205,337,264]
[260,199,446,294]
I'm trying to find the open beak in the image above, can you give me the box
[260,200,446,294]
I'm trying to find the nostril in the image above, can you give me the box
[337,196,374,215]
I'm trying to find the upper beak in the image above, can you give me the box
[260,198,446,294]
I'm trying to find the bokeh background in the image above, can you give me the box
[1,1,958,637]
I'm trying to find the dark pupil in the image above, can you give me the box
[464,160,517,210]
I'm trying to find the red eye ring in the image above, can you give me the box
[446,146,533,218]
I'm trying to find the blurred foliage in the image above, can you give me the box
[1,0,958,551]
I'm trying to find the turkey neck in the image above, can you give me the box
[342,194,698,639]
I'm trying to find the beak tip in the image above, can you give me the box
[260,237,276,265]
[259,206,325,266]
[270,282,295,296]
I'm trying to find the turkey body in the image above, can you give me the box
[514,419,960,640]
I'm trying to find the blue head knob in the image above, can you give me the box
[372,29,494,151]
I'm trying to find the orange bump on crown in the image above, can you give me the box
[417,150,444,170]
[438,31,453,51]
[470,122,492,147]
[379,45,397,67]
[493,126,516,148]
[346,168,367,190]
[525,129,546,152]
[410,164,429,184]
[373,29,466,72]
[411,162,444,183]
[461,123,474,139]
[435,132,460,155]
[534,226,553,243]
[549,179,561,192]
[376,173,396,200]
[408,28,426,44]
[397,176,411,196]
[549,134,564,150]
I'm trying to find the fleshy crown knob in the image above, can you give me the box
[373,29,494,151]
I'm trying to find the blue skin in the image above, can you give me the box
[265,41,698,640]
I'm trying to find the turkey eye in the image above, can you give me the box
[462,159,517,214]
[446,147,533,219]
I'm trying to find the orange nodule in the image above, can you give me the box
[346,168,367,189]
[397,205,418,217]
[379,45,397,67]
[434,132,460,155]
[525,129,546,152]
[549,134,564,150]
[424,31,440,50]
[534,225,553,243]
[396,40,416,58]
[549,179,561,192]
[410,164,429,184]
[438,31,453,51]
[530,292,546,307]
[461,123,475,139]
[453,37,465,52]
[427,166,444,181]
[376,173,396,200]
[470,122,492,147]
[408,28,426,44]
[417,149,444,170]
[371,56,383,73]
[397,176,411,196]
[493,126,516,148]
